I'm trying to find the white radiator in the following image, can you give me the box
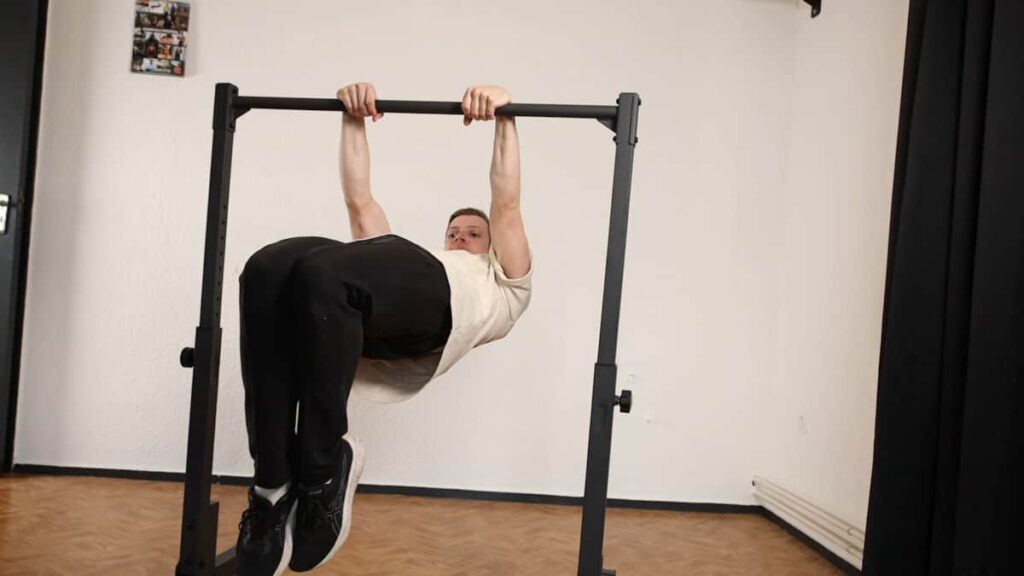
[752,476,865,569]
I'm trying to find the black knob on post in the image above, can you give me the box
[180,347,195,368]
[616,390,632,414]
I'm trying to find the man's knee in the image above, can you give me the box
[240,250,275,285]
[241,237,320,285]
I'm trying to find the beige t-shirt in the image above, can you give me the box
[353,246,532,403]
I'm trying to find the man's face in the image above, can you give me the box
[445,214,490,254]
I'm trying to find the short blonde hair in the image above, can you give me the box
[447,207,489,226]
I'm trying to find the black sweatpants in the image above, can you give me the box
[239,235,451,487]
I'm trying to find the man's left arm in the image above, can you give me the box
[462,85,530,278]
[488,115,530,278]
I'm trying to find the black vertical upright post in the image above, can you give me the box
[577,93,640,576]
[176,83,240,576]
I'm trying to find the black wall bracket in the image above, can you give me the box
[804,0,821,18]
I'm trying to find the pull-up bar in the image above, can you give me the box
[234,96,619,121]
[177,83,639,576]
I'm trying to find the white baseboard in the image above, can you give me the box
[752,476,864,569]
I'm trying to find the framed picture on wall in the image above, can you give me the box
[131,0,190,77]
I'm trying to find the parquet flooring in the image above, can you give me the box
[0,474,842,575]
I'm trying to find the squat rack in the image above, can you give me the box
[176,83,640,576]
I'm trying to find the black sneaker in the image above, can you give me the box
[289,433,364,572]
[236,487,297,576]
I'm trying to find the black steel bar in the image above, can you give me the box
[234,96,617,120]
[176,83,239,576]
[577,93,640,576]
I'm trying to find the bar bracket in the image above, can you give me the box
[613,94,640,146]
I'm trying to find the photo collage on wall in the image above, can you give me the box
[131,0,190,77]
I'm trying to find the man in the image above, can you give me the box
[235,82,531,575]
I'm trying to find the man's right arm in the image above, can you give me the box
[338,83,391,240]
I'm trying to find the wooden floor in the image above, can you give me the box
[0,474,842,575]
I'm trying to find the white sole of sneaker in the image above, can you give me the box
[274,501,297,576]
[312,432,365,570]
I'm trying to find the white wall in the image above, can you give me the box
[753,0,909,529]
[16,0,905,519]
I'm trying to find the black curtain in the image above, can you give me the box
[863,0,1024,574]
